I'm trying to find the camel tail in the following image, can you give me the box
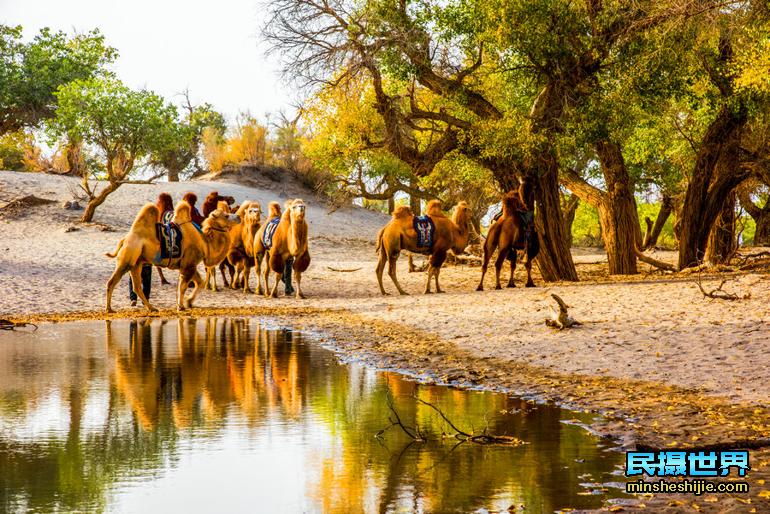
[105,238,124,258]
[375,226,385,254]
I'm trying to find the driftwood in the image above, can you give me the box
[694,273,750,301]
[0,319,38,331]
[544,294,581,330]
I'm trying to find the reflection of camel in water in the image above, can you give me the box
[106,317,311,429]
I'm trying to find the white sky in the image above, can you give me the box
[1,0,294,123]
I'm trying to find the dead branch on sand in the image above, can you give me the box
[634,247,677,272]
[544,294,582,330]
[377,394,524,445]
[694,272,750,301]
[326,266,362,272]
[735,251,770,271]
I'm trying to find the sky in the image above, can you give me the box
[1,0,295,122]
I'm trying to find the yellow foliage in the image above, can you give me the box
[201,116,269,173]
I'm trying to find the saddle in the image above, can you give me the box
[262,217,281,250]
[155,222,183,262]
[413,215,435,250]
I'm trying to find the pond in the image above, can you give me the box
[0,318,629,513]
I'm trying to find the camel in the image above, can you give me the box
[476,178,540,290]
[376,200,471,295]
[224,200,262,293]
[203,200,241,291]
[105,200,240,312]
[255,199,311,298]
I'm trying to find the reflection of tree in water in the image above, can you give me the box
[0,318,624,513]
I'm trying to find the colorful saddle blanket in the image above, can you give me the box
[413,215,435,250]
[262,217,281,250]
[155,222,183,261]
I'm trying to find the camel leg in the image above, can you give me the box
[177,268,192,311]
[157,266,170,285]
[525,255,535,287]
[388,254,409,295]
[476,244,492,291]
[376,250,389,295]
[270,272,282,298]
[294,270,306,299]
[254,254,264,295]
[184,269,204,309]
[423,265,434,294]
[435,266,444,293]
[242,265,252,293]
[105,264,129,313]
[263,260,272,298]
[129,265,156,312]
[507,250,518,288]
[493,247,508,290]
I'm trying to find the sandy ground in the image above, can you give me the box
[2,170,770,511]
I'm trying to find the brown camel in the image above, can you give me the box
[105,201,239,312]
[256,199,311,298]
[203,200,243,291]
[476,178,540,290]
[376,200,471,295]
[228,200,262,293]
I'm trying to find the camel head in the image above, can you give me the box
[203,208,240,235]
[518,176,536,211]
[237,201,262,226]
[452,201,472,233]
[288,199,307,223]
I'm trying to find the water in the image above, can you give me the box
[0,318,628,513]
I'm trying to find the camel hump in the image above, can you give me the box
[426,200,445,217]
[502,191,519,216]
[217,200,231,213]
[131,204,160,230]
[174,200,192,223]
[391,205,412,219]
[267,201,281,218]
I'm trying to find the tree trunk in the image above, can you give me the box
[705,192,737,265]
[387,196,395,215]
[642,195,673,250]
[531,151,579,281]
[678,106,748,269]
[561,194,579,248]
[81,181,120,222]
[65,139,82,177]
[594,140,641,275]
[167,168,180,182]
[409,177,421,215]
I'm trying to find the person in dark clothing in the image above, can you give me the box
[183,192,205,228]
[282,257,295,295]
[129,264,153,306]
[155,192,174,285]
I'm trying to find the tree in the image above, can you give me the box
[0,25,116,135]
[49,77,178,222]
[150,96,225,181]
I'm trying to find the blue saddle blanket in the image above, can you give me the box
[262,217,280,250]
[413,215,435,249]
[155,222,183,260]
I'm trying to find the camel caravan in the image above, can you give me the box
[104,179,538,312]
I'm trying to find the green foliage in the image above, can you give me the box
[570,202,602,247]
[0,25,117,134]
[49,77,178,176]
[0,131,32,170]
